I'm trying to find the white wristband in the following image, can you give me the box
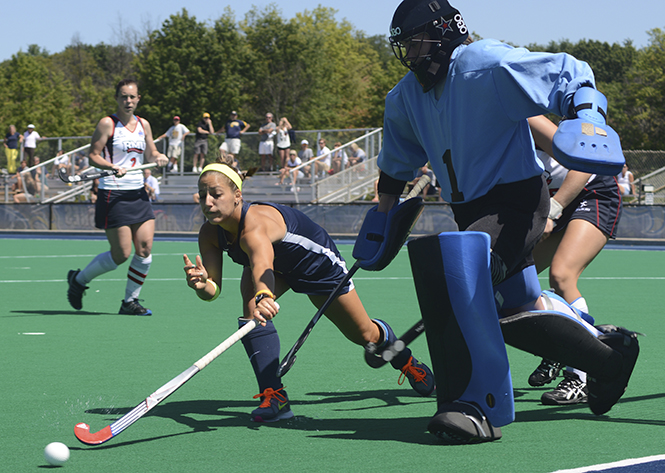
[548,197,564,220]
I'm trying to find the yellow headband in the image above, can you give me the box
[200,163,242,191]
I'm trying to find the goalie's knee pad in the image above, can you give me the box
[408,231,514,427]
[494,265,541,313]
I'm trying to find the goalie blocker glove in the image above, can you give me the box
[353,197,424,271]
[553,86,625,176]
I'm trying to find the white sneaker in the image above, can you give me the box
[173,164,178,172]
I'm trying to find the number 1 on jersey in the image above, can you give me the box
[442,149,464,202]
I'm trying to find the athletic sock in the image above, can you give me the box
[124,254,152,302]
[77,251,118,285]
[240,319,283,393]
[571,297,595,325]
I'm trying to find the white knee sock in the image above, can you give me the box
[571,297,589,315]
[77,251,118,285]
[125,254,152,302]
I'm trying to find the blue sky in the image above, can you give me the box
[3,1,664,62]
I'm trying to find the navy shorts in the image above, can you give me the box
[95,187,155,229]
[554,175,622,238]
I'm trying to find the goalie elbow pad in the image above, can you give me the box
[553,87,625,176]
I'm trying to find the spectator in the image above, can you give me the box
[193,112,214,173]
[143,168,160,201]
[330,142,348,174]
[157,116,190,173]
[258,112,277,171]
[315,138,331,177]
[275,117,292,169]
[617,164,635,196]
[52,149,71,177]
[224,111,250,157]
[347,142,366,169]
[297,139,313,177]
[23,124,44,167]
[4,125,23,173]
[74,152,89,172]
[13,170,38,203]
[277,149,305,191]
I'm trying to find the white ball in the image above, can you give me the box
[44,442,70,466]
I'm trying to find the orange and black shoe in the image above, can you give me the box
[398,356,436,397]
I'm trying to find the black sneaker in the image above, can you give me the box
[427,401,502,444]
[587,325,640,415]
[119,299,152,316]
[528,359,562,387]
[541,371,588,405]
[67,269,88,310]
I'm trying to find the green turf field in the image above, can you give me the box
[1,238,664,472]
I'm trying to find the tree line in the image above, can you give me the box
[1,6,664,152]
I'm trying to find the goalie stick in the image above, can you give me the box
[59,162,157,183]
[276,174,431,378]
[364,318,425,368]
[74,319,258,445]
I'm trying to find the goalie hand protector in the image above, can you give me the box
[553,87,625,176]
[353,197,424,271]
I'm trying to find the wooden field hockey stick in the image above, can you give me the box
[276,175,432,378]
[74,319,258,445]
[59,162,157,183]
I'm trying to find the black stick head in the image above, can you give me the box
[58,167,74,183]
[276,355,296,377]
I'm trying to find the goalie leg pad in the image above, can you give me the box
[493,265,541,313]
[353,197,424,271]
[408,231,514,427]
[500,311,621,380]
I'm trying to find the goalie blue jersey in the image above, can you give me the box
[379,39,596,203]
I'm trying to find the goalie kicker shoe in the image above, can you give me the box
[67,269,88,310]
[428,401,502,444]
[541,371,588,405]
[119,299,152,316]
[587,325,640,415]
[528,359,563,387]
[251,387,294,423]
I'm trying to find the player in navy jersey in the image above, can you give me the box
[66,79,168,316]
[362,0,639,442]
[183,157,434,423]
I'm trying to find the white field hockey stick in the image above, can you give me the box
[276,175,431,378]
[59,162,157,183]
[74,319,259,445]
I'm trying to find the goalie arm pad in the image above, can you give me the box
[553,87,625,176]
[353,197,424,271]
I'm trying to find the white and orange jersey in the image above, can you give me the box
[536,149,595,197]
[99,114,147,190]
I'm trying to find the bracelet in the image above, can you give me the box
[255,289,275,305]
[548,197,564,221]
[206,279,220,302]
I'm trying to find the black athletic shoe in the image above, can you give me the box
[587,325,640,415]
[67,269,88,310]
[119,299,152,316]
[541,371,588,405]
[427,401,502,444]
[528,359,563,387]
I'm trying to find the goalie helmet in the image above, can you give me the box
[390,0,468,92]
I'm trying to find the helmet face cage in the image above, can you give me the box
[390,24,439,71]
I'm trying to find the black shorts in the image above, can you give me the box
[554,175,622,238]
[95,187,155,230]
[451,175,548,279]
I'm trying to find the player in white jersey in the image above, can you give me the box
[528,115,623,404]
[66,79,168,316]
